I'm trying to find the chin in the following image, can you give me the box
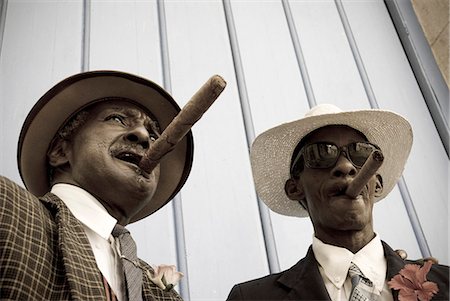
[338,215,368,230]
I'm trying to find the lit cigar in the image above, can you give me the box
[345,150,384,198]
[139,75,227,173]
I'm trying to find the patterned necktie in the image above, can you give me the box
[348,262,380,301]
[112,224,143,301]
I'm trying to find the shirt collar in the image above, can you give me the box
[51,183,117,240]
[312,234,387,292]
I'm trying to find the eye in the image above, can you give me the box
[148,131,159,142]
[105,114,126,125]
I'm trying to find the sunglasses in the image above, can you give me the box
[291,141,381,174]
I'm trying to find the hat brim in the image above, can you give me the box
[250,109,412,217]
[18,70,193,223]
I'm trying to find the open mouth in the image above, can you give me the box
[115,152,142,167]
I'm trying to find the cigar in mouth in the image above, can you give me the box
[138,75,227,173]
[345,150,384,198]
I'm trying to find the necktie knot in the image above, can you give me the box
[112,224,129,237]
[349,263,370,282]
[348,262,379,301]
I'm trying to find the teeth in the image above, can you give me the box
[117,152,141,165]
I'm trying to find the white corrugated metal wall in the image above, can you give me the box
[0,1,448,300]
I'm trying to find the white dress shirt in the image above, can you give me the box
[51,184,125,301]
[312,234,394,301]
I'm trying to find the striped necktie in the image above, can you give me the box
[112,224,143,301]
[348,262,380,301]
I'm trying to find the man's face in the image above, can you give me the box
[53,100,161,223]
[287,125,381,239]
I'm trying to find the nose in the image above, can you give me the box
[331,153,357,178]
[124,125,150,149]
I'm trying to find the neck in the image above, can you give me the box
[51,175,132,226]
[315,228,375,253]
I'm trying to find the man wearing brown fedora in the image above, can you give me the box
[227,104,448,301]
[0,71,193,300]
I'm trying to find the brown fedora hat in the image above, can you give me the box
[18,70,194,223]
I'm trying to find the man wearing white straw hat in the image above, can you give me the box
[227,104,448,301]
[0,71,193,300]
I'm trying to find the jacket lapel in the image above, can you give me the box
[41,193,106,300]
[276,242,404,301]
[383,241,407,301]
[277,247,331,300]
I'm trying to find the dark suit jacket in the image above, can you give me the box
[227,238,449,301]
[0,176,182,301]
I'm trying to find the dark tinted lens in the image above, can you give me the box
[303,143,339,168]
[348,142,376,167]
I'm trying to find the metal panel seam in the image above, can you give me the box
[157,1,190,299]
[281,0,316,108]
[335,0,432,258]
[0,0,8,60]
[82,0,90,72]
[222,0,280,274]
[384,0,449,157]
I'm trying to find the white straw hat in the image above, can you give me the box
[250,104,413,217]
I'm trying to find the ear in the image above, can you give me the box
[285,178,305,201]
[285,178,308,211]
[47,137,70,168]
[374,174,384,197]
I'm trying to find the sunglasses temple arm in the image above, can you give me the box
[138,75,227,174]
[346,150,384,198]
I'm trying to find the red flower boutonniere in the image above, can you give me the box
[388,261,439,301]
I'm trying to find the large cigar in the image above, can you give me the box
[139,75,227,173]
[345,150,384,198]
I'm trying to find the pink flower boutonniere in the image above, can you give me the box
[148,264,184,292]
[388,261,439,301]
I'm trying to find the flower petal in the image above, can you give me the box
[400,264,420,283]
[422,281,439,294]
[388,274,415,290]
[398,288,418,301]
[148,269,166,290]
[416,261,433,283]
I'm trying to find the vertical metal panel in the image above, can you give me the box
[89,0,163,79]
[88,0,180,276]
[281,0,316,108]
[0,1,82,183]
[82,0,90,71]
[164,2,269,299]
[342,0,447,263]
[228,0,312,272]
[222,0,280,274]
[334,0,377,108]
[335,0,430,258]
[0,0,8,59]
[0,0,7,170]
[385,0,449,157]
[287,0,369,109]
[156,1,190,299]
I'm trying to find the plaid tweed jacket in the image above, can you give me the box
[0,176,183,301]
